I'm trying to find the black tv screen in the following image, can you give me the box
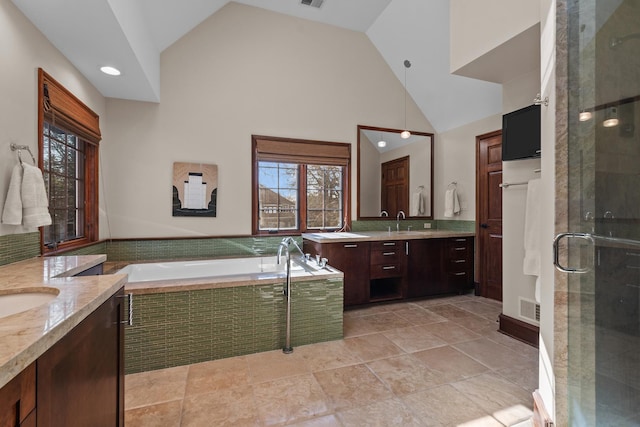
[502,104,541,161]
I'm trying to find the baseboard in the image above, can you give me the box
[498,313,539,348]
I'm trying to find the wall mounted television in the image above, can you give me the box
[502,104,541,161]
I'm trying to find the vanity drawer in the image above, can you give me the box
[446,238,472,259]
[370,263,403,279]
[370,247,402,265]
[370,241,401,251]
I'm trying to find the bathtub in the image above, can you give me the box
[119,256,345,374]
[118,256,312,283]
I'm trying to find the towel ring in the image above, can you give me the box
[447,182,457,189]
[10,143,36,165]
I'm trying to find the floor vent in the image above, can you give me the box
[519,297,540,323]
[301,0,324,8]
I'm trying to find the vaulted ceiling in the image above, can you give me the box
[11,0,505,132]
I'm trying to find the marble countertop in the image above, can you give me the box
[0,255,127,389]
[301,230,475,244]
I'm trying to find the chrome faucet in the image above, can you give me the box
[396,210,405,232]
[277,237,306,264]
[380,210,389,217]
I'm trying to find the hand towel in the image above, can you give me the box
[444,188,460,217]
[523,178,541,301]
[21,163,52,228]
[411,192,425,216]
[1,164,23,225]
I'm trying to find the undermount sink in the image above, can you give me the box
[309,232,366,239]
[0,288,59,319]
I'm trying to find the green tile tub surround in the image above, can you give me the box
[105,236,299,262]
[0,232,40,266]
[124,277,344,374]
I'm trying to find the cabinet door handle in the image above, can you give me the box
[454,272,466,276]
[454,259,466,263]
[382,266,396,270]
[343,244,358,248]
[455,247,465,251]
[455,238,467,242]
[406,241,409,255]
[383,252,396,256]
[383,242,396,246]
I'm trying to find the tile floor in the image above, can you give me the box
[125,294,538,426]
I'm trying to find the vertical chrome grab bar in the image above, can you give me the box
[118,293,133,325]
[552,232,594,273]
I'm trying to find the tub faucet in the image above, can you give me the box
[277,237,306,264]
[396,211,405,232]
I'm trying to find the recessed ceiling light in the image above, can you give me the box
[100,66,121,76]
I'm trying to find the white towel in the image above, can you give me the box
[411,192,425,216]
[1,164,23,225]
[523,178,541,302]
[21,163,52,228]
[444,188,460,218]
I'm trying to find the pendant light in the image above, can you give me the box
[377,131,387,148]
[401,60,411,139]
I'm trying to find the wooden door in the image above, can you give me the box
[476,131,503,301]
[381,156,409,215]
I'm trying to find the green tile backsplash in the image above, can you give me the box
[124,277,343,374]
[0,232,40,266]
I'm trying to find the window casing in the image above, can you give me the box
[38,69,100,253]
[252,136,350,235]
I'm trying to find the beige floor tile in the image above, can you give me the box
[343,315,379,337]
[124,400,182,427]
[364,312,414,332]
[402,384,488,426]
[454,300,503,322]
[483,330,539,360]
[413,294,474,308]
[366,354,446,395]
[247,349,312,384]
[496,365,539,392]
[295,340,361,372]
[453,338,533,371]
[314,364,394,411]
[392,306,447,325]
[422,320,482,344]
[448,314,498,334]
[382,325,447,353]
[285,414,343,426]
[185,355,249,396]
[336,398,424,426]
[451,373,533,424]
[125,365,189,410]
[343,333,404,362]
[412,345,489,382]
[253,374,330,426]
[180,385,260,427]
[456,415,504,426]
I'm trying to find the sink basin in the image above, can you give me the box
[309,232,366,239]
[0,289,59,319]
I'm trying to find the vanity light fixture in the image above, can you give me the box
[602,106,619,127]
[401,60,411,139]
[100,66,121,76]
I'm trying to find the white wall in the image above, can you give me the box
[0,0,106,238]
[102,3,434,238]
[538,0,557,421]
[450,0,540,73]
[434,115,502,221]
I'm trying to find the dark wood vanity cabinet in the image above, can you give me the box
[0,362,36,427]
[304,236,474,306]
[37,287,125,426]
[303,240,371,306]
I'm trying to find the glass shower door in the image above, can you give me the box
[562,0,640,425]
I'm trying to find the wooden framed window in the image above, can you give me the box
[38,69,100,253]
[252,135,350,235]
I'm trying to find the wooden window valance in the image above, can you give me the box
[39,68,101,144]
[253,135,350,166]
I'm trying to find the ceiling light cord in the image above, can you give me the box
[401,60,412,139]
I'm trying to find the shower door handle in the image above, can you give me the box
[553,232,594,273]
